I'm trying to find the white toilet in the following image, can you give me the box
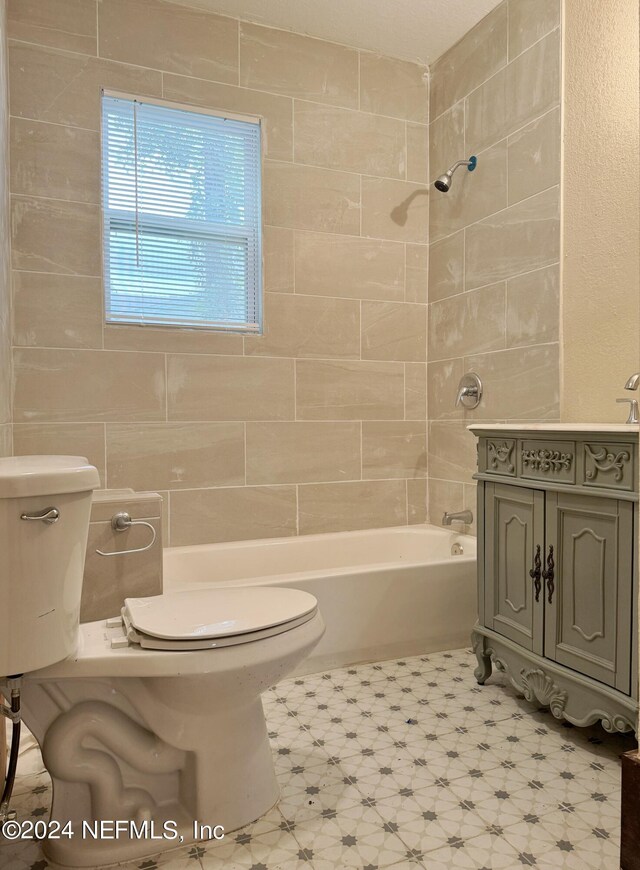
[0,456,325,868]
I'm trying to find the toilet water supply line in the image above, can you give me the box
[0,676,22,825]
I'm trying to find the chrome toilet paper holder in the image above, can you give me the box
[95,511,157,557]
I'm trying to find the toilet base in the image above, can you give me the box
[15,611,325,868]
[24,680,280,868]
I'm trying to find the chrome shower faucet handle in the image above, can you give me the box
[455,372,483,410]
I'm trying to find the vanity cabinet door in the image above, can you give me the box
[543,492,633,692]
[484,483,545,653]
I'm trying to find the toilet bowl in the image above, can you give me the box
[0,456,325,868]
[20,586,325,867]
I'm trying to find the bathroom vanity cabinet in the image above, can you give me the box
[470,425,638,733]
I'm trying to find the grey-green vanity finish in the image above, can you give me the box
[471,424,638,734]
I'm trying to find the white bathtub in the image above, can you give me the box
[163,524,477,675]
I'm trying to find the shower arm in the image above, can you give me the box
[448,159,475,174]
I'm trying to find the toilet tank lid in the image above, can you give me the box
[0,455,100,498]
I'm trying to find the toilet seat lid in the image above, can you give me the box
[123,587,318,641]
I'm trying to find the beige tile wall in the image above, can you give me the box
[7,0,429,545]
[81,489,163,622]
[427,0,561,531]
[0,1,10,456]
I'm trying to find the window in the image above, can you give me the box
[101,93,262,331]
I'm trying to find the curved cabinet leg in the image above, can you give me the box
[472,630,492,684]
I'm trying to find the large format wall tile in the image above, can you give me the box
[294,101,406,178]
[429,102,465,186]
[264,161,360,235]
[10,118,99,203]
[296,359,404,420]
[104,325,243,356]
[11,196,100,276]
[162,74,293,162]
[99,0,238,83]
[465,186,560,290]
[167,355,295,421]
[13,348,166,422]
[430,2,508,120]
[295,232,404,301]
[428,421,478,483]
[427,358,465,422]
[359,53,428,123]
[264,227,294,294]
[465,343,559,420]
[246,422,361,485]
[82,514,162,622]
[430,140,507,242]
[508,0,561,59]
[12,272,103,349]
[7,0,97,55]
[298,479,407,535]
[428,231,464,303]
[407,478,427,524]
[361,177,428,243]
[466,28,560,152]
[405,244,428,304]
[406,124,429,184]
[429,282,506,361]
[240,22,358,108]
[170,485,297,546]
[106,422,245,491]
[506,264,559,348]
[245,293,360,359]
[427,0,562,531]
[405,363,427,421]
[361,301,426,362]
[507,107,560,205]
[362,421,426,479]
[9,42,162,131]
[6,2,442,544]
[428,477,466,529]
[13,422,106,484]
[0,425,12,459]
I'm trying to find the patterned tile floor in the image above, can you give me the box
[2,647,636,870]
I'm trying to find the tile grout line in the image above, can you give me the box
[429,24,561,127]
[8,36,427,126]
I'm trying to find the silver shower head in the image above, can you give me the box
[433,155,477,193]
[434,173,452,192]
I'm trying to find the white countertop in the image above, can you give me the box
[468,423,639,434]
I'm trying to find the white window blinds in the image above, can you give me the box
[101,93,262,331]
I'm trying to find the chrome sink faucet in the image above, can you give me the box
[624,372,640,390]
[617,373,640,423]
[442,510,473,526]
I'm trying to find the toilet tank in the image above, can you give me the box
[0,456,100,676]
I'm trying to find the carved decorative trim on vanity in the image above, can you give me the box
[522,448,573,474]
[487,440,515,474]
[472,627,637,734]
[520,668,568,719]
[584,444,631,482]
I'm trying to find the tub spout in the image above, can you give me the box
[442,510,473,526]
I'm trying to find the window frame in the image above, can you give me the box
[100,89,264,334]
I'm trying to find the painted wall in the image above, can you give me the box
[0,0,10,458]
[426,0,562,532]
[7,0,429,545]
[561,0,640,422]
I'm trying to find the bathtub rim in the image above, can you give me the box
[162,522,477,588]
